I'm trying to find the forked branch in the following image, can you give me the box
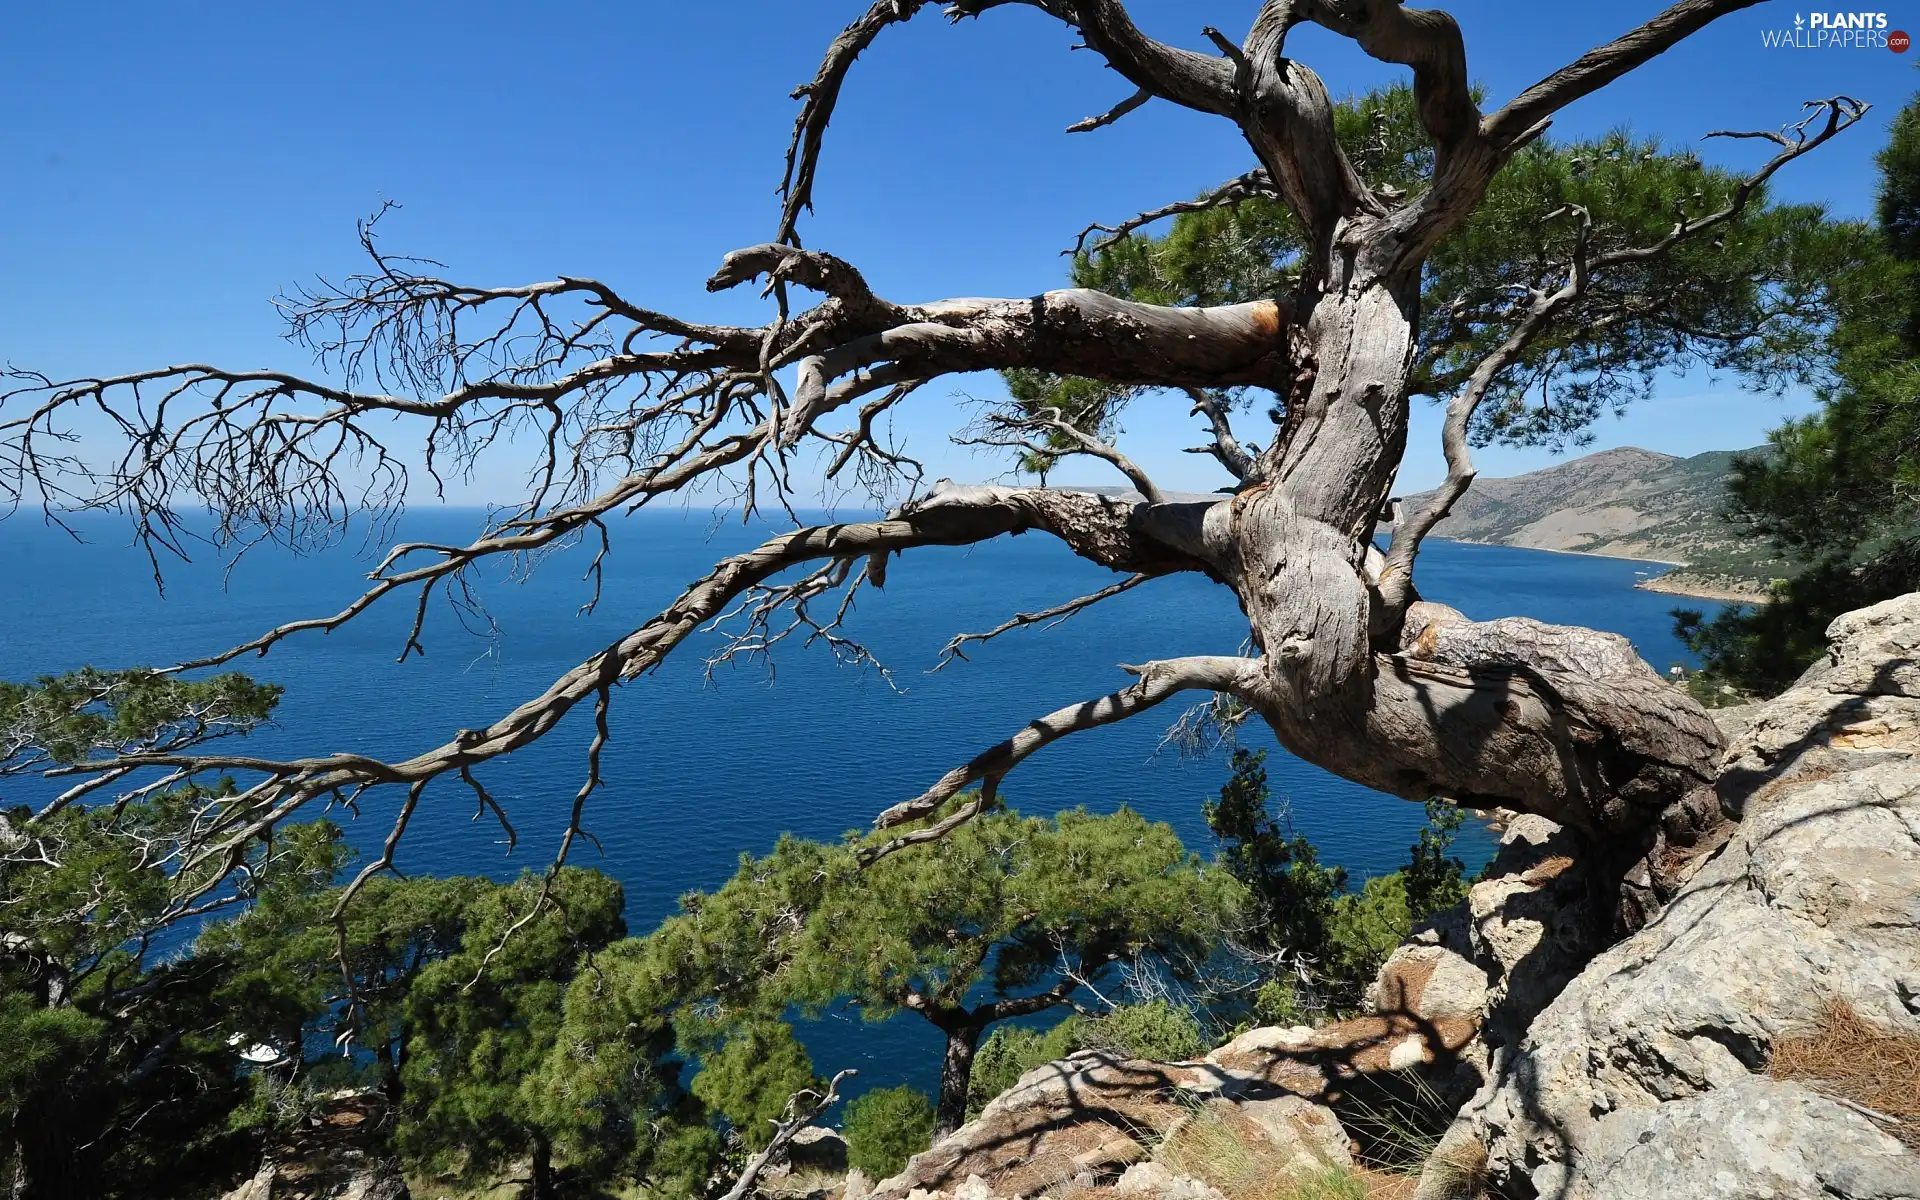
[867,655,1264,841]
[1377,95,1867,625]
[1067,170,1277,257]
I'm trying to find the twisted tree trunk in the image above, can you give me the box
[11,0,1815,947]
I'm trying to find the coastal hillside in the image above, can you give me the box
[1397,446,1785,599]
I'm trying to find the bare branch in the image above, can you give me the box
[868,655,1263,835]
[1182,387,1256,481]
[1066,86,1152,133]
[720,1068,857,1200]
[1289,0,1480,149]
[933,573,1150,669]
[1484,0,1767,147]
[947,0,1238,118]
[30,490,1207,903]
[1377,204,1596,619]
[779,1,931,245]
[1066,170,1277,257]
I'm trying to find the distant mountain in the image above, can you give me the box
[1396,446,1785,600]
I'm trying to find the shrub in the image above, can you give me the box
[1252,977,1310,1027]
[689,1019,818,1150]
[842,1085,936,1179]
[1321,873,1413,1003]
[1402,800,1469,922]
[1075,1000,1207,1061]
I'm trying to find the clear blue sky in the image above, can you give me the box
[3,1,1912,499]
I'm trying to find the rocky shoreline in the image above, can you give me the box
[1634,569,1770,603]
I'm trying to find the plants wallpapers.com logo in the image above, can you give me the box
[1764,11,1911,49]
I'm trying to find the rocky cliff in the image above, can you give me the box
[865,594,1920,1200]
[1420,593,1920,1199]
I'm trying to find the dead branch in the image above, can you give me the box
[1067,86,1152,134]
[1486,0,1769,147]
[719,1068,857,1200]
[933,573,1150,670]
[1067,169,1276,257]
[1181,387,1257,481]
[868,655,1264,836]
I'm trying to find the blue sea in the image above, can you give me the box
[0,509,1727,1099]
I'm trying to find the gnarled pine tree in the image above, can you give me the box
[0,1,1871,936]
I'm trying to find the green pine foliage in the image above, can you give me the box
[1207,751,1468,1014]
[1204,749,1348,961]
[842,1085,936,1179]
[0,667,280,771]
[205,871,487,1093]
[1678,84,1920,694]
[1074,999,1208,1061]
[686,1019,820,1152]
[1404,801,1470,922]
[1005,83,1868,464]
[398,868,626,1199]
[583,802,1234,1141]
[0,667,356,1198]
[2,669,652,1200]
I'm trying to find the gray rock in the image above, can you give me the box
[1369,813,1597,1051]
[1237,1093,1354,1172]
[1555,1078,1916,1200]
[946,1176,999,1200]
[1464,815,1597,1050]
[1111,1161,1227,1199]
[1366,809,1600,1120]
[1419,594,1920,1200]
[1816,594,1920,699]
[788,1124,848,1173]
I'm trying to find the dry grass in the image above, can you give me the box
[1410,1138,1487,1200]
[1329,1072,1452,1176]
[1769,1000,1920,1148]
[1146,1103,1377,1200]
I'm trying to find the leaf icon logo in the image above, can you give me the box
[1795,12,1805,26]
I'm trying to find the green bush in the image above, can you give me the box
[1403,800,1469,922]
[689,1019,818,1150]
[1252,977,1309,1027]
[1323,873,1413,998]
[842,1085,936,1179]
[1074,1000,1206,1061]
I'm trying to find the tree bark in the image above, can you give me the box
[375,1039,404,1106]
[12,1112,90,1200]
[932,1020,985,1140]
[527,1132,556,1200]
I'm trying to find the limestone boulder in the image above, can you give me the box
[1418,594,1920,1200]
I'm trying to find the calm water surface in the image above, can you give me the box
[0,509,1727,1097]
